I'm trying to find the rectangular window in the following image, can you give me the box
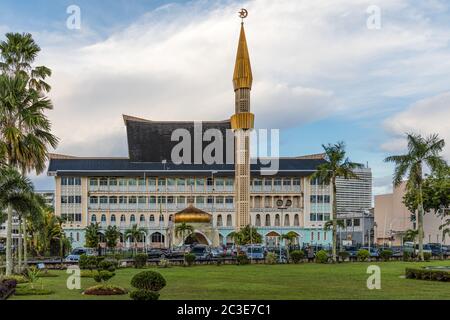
[177,196,185,205]
[293,178,301,186]
[311,231,314,241]
[196,178,205,186]
[158,178,166,186]
[283,179,291,186]
[128,178,137,186]
[61,196,68,204]
[75,196,82,204]
[119,196,127,204]
[196,196,205,204]
[346,219,352,227]
[157,196,166,204]
[206,178,214,186]
[74,177,81,185]
[109,196,117,204]
[89,197,98,204]
[99,178,108,186]
[138,178,146,186]
[149,196,156,204]
[187,178,195,186]
[118,178,126,186]
[253,179,262,186]
[215,178,224,187]
[274,179,282,186]
[138,196,146,204]
[89,178,98,186]
[225,197,233,204]
[225,178,233,186]
[100,196,108,204]
[353,219,360,227]
[177,178,185,186]
[68,196,74,204]
[75,214,82,222]
[61,177,68,186]
[310,213,316,221]
[109,178,117,186]
[167,196,174,204]
[216,196,224,204]
[167,178,175,186]
[264,178,272,186]
[148,178,156,186]
[128,196,137,204]
[323,195,330,203]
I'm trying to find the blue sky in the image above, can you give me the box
[1,0,449,195]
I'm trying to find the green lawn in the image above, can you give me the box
[10,261,450,300]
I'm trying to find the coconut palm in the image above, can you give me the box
[0,166,34,275]
[85,223,100,249]
[311,142,363,262]
[0,32,51,92]
[281,231,299,263]
[104,225,121,251]
[385,133,446,260]
[0,33,58,275]
[174,222,194,246]
[125,224,146,255]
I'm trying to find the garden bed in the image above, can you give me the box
[83,284,127,296]
[405,267,450,282]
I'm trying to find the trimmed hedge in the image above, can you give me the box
[405,268,450,282]
[130,289,160,300]
[134,254,148,268]
[380,250,393,261]
[290,250,305,264]
[357,249,370,261]
[131,271,166,291]
[315,250,329,263]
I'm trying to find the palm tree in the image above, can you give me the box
[85,223,100,249]
[0,32,51,92]
[311,142,363,263]
[385,133,445,260]
[125,224,146,255]
[0,33,58,274]
[281,231,299,263]
[104,225,121,252]
[0,166,34,275]
[174,222,194,246]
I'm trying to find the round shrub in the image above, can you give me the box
[79,255,98,270]
[134,253,148,268]
[338,251,349,262]
[357,249,370,261]
[315,250,329,263]
[98,259,117,272]
[423,252,432,261]
[236,253,250,265]
[184,253,196,266]
[265,252,277,265]
[380,249,393,261]
[93,270,115,283]
[130,289,160,301]
[131,271,166,291]
[290,250,304,264]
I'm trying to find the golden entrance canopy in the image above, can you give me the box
[174,204,212,223]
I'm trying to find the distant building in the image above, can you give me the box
[374,181,449,246]
[336,167,373,246]
[35,190,55,209]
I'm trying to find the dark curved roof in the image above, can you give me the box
[47,157,327,177]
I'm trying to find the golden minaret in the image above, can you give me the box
[231,10,254,230]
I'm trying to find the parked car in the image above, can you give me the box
[147,248,169,259]
[343,246,359,258]
[428,243,448,256]
[242,245,265,260]
[210,247,224,258]
[65,247,96,262]
[403,242,433,255]
[191,245,212,261]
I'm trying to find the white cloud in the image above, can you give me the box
[13,0,449,159]
[382,91,450,159]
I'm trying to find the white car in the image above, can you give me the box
[65,247,96,262]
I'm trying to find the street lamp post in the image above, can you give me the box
[276,198,292,263]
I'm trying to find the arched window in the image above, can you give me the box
[226,214,232,227]
[255,214,261,227]
[169,214,173,221]
[140,214,145,222]
[91,214,97,223]
[217,214,223,227]
[284,214,290,226]
[120,214,126,222]
[76,232,79,242]
[101,214,106,222]
[294,214,300,226]
[265,214,271,227]
[275,214,280,226]
[149,215,155,222]
[151,232,165,243]
[159,215,164,222]
[111,214,116,222]
[130,214,136,223]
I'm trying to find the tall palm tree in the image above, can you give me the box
[311,142,362,262]
[125,224,146,255]
[281,231,299,263]
[0,166,34,275]
[385,133,445,260]
[0,33,58,275]
[104,225,121,252]
[0,32,51,92]
[174,222,194,246]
